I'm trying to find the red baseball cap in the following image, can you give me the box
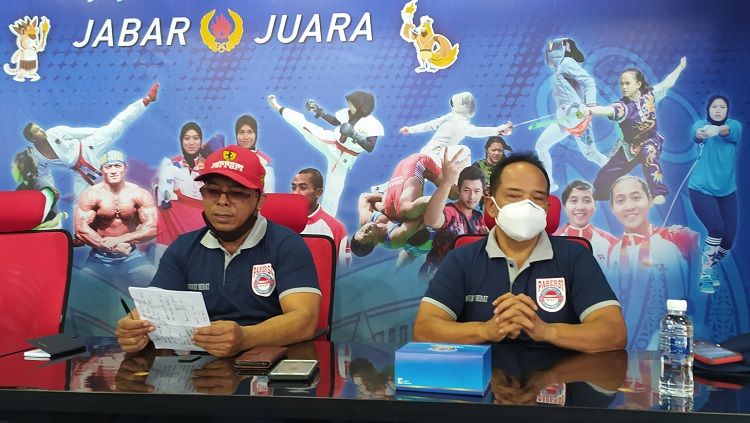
[195,145,265,191]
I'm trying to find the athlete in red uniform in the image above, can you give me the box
[383,153,442,221]
[292,168,351,267]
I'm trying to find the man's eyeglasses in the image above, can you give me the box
[199,186,260,202]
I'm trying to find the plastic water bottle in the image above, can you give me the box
[659,299,694,410]
[660,391,694,412]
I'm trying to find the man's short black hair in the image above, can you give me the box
[457,165,485,189]
[488,151,550,197]
[22,123,36,142]
[350,235,375,257]
[561,180,594,204]
[297,168,324,190]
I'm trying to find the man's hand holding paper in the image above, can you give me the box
[124,287,211,351]
[193,320,246,357]
[115,309,156,354]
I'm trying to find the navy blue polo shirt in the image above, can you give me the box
[150,216,320,326]
[423,228,619,333]
[491,344,617,407]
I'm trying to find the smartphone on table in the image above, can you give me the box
[694,340,743,365]
[268,359,318,380]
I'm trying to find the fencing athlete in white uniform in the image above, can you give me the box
[400,92,511,168]
[535,38,607,192]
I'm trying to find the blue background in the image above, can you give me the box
[1,0,748,344]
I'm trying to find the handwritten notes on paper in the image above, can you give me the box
[128,287,211,351]
[146,355,216,393]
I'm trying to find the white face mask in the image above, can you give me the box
[490,198,547,242]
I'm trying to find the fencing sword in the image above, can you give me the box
[515,108,588,128]
[514,113,556,127]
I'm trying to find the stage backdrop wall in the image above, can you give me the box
[2,0,748,349]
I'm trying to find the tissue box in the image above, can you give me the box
[396,389,493,403]
[394,342,491,396]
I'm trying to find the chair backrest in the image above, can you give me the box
[0,351,67,390]
[454,234,486,249]
[0,229,72,356]
[0,190,52,232]
[260,193,308,233]
[454,233,592,251]
[301,234,336,340]
[545,195,562,234]
[313,340,334,397]
[556,235,592,250]
[482,194,562,235]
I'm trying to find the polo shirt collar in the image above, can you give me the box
[200,214,268,251]
[485,226,554,263]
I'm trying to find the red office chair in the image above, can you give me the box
[302,235,336,340]
[313,340,335,397]
[0,189,54,232]
[260,193,308,234]
[260,193,335,340]
[0,190,73,357]
[454,234,487,249]
[454,233,592,251]
[560,236,592,250]
[0,349,67,390]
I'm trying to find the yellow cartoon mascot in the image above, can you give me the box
[400,0,459,73]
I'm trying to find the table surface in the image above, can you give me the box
[0,337,748,422]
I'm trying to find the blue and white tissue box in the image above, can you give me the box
[394,342,491,396]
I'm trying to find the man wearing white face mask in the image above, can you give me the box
[413,152,626,353]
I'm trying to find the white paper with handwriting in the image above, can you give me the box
[128,287,210,351]
[146,355,216,393]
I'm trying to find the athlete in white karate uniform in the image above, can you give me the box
[268,92,384,217]
[21,83,159,198]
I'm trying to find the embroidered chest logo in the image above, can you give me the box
[536,277,566,312]
[251,263,276,297]
[536,383,566,405]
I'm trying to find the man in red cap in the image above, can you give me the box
[115,145,321,357]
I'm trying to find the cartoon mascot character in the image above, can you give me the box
[400,1,459,73]
[4,16,50,82]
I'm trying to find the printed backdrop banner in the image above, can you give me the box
[1,0,748,348]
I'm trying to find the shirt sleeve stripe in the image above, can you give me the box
[421,297,458,321]
[580,300,621,321]
[279,287,322,299]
